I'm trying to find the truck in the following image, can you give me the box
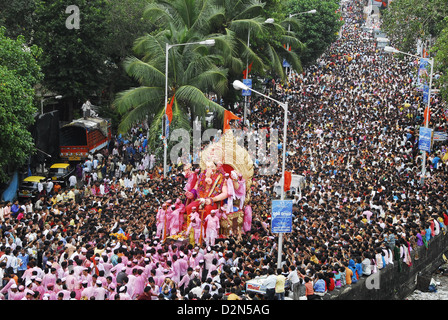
[59,117,111,161]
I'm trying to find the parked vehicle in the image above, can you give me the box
[59,117,111,161]
[17,175,46,201]
[47,163,75,187]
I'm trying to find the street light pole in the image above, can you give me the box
[232,80,288,269]
[163,39,215,178]
[384,46,434,184]
[40,95,63,115]
[421,56,434,184]
[243,18,274,127]
[285,9,317,77]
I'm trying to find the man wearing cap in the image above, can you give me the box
[118,284,131,300]
[44,283,58,300]
[42,267,57,289]
[168,205,182,236]
[12,284,26,300]
[185,207,202,245]
[80,267,93,286]
[57,283,71,300]
[156,204,167,239]
[22,290,35,300]
[5,283,20,300]
[93,279,107,300]
[80,280,95,300]
[203,210,220,246]
[34,277,45,297]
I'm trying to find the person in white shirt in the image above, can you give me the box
[287,265,301,300]
[69,175,77,187]
[46,179,54,195]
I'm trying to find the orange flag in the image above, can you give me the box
[223,110,240,132]
[424,105,430,125]
[284,171,292,192]
[243,62,253,79]
[166,94,175,124]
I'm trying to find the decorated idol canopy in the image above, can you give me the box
[161,129,255,246]
[199,129,254,196]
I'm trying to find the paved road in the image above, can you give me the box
[406,263,448,300]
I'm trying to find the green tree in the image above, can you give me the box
[32,0,110,120]
[432,18,448,103]
[0,27,43,183]
[213,0,302,85]
[382,0,448,105]
[0,0,37,41]
[100,0,157,105]
[285,0,343,68]
[114,0,229,151]
[382,0,448,53]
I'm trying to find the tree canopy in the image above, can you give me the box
[0,27,43,183]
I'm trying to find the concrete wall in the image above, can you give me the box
[325,233,448,300]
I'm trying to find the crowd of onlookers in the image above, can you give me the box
[0,0,447,301]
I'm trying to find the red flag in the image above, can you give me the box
[424,105,430,125]
[223,110,240,132]
[166,94,175,124]
[284,171,292,192]
[242,62,253,79]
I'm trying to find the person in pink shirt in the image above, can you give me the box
[149,268,164,288]
[11,285,26,300]
[100,255,113,277]
[125,261,134,275]
[118,285,131,300]
[57,285,71,300]
[171,255,181,283]
[93,280,107,300]
[132,269,146,299]
[105,282,116,300]
[175,198,186,231]
[72,259,85,278]
[34,278,45,298]
[44,284,58,300]
[73,282,83,300]
[80,280,95,299]
[177,252,189,279]
[6,283,21,300]
[203,247,216,271]
[21,262,35,283]
[42,267,57,289]
[109,257,125,274]
[243,204,253,233]
[156,205,167,238]
[0,273,16,297]
[168,205,182,236]
[178,267,193,294]
[142,257,154,280]
[80,268,93,286]
[185,207,202,245]
[203,210,220,246]
[65,269,78,291]
[96,270,108,287]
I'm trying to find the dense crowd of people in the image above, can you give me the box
[0,0,447,301]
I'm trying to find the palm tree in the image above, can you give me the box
[215,0,304,80]
[113,0,304,154]
[113,0,229,152]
